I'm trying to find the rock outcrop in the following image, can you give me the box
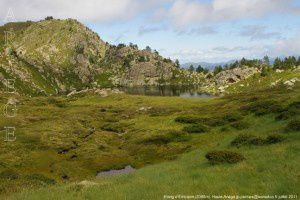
[213,67,259,85]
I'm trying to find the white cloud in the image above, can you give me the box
[267,34,300,57]
[0,0,165,23]
[167,45,264,63]
[167,33,300,63]
[138,25,169,36]
[239,25,281,41]
[168,0,300,27]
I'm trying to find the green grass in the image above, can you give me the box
[226,68,300,93]
[0,84,299,199]
[10,119,300,199]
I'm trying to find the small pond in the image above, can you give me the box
[96,165,135,178]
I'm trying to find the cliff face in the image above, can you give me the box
[101,45,176,86]
[0,19,179,95]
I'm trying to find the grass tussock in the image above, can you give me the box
[231,134,285,147]
[241,100,284,116]
[230,121,250,130]
[175,116,200,124]
[140,131,190,145]
[182,124,209,133]
[0,169,20,180]
[205,150,245,165]
[285,120,300,132]
[276,101,300,120]
[101,123,126,134]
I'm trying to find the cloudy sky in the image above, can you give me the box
[1,0,300,63]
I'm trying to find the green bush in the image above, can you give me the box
[230,134,256,147]
[175,116,200,124]
[47,97,67,108]
[264,134,285,144]
[230,121,250,130]
[183,124,209,133]
[141,131,190,145]
[248,137,265,146]
[231,134,285,147]
[276,101,300,121]
[175,116,226,127]
[101,123,125,134]
[242,100,284,116]
[275,111,296,121]
[0,169,19,180]
[205,150,245,164]
[285,120,300,132]
[288,101,300,110]
[205,118,227,127]
[223,113,243,122]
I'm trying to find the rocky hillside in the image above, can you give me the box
[0,18,182,95]
[3,18,292,96]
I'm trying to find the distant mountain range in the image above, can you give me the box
[181,57,292,70]
[181,60,235,70]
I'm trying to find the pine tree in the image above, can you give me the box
[175,59,180,68]
[263,55,270,66]
[273,57,282,69]
[213,65,223,75]
[189,65,195,72]
[196,65,204,73]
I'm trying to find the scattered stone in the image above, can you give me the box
[77,180,98,186]
[214,67,259,86]
[284,78,299,88]
[275,69,284,73]
[67,88,124,97]
[95,89,108,97]
[270,79,282,87]
[137,106,152,112]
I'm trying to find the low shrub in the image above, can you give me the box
[47,97,67,108]
[0,169,19,180]
[242,100,284,116]
[276,102,300,121]
[230,121,250,130]
[230,134,256,147]
[183,124,209,133]
[205,150,245,164]
[149,107,175,117]
[205,118,227,127]
[141,131,190,145]
[175,116,226,127]
[101,123,125,134]
[248,137,265,146]
[285,120,300,132]
[275,111,296,121]
[223,113,243,122]
[288,101,300,110]
[220,126,230,132]
[264,134,285,144]
[175,116,200,124]
[231,134,285,147]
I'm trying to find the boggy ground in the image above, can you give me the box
[0,83,299,199]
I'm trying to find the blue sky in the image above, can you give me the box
[1,0,300,63]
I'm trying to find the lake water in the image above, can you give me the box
[119,86,213,98]
[96,165,135,178]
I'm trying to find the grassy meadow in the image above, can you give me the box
[0,82,299,199]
